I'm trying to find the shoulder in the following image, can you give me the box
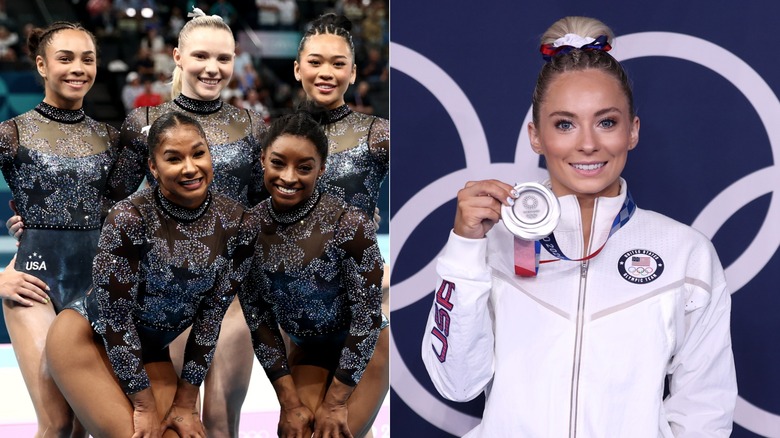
[105,189,151,227]
[330,194,373,231]
[634,208,709,241]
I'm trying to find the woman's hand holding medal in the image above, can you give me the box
[454,179,518,239]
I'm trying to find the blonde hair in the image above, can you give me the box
[170,11,234,99]
[539,16,614,46]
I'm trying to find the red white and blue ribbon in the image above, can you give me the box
[514,191,636,277]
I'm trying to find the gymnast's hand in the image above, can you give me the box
[313,400,352,438]
[6,200,23,245]
[129,388,162,438]
[162,403,205,438]
[454,179,518,239]
[278,403,314,438]
[0,255,49,306]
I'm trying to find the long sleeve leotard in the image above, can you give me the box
[0,102,141,310]
[240,192,384,386]
[84,187,257,394]
[318,105,389,218]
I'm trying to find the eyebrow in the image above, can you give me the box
[547,107,623,119]
[306,53,349,60]
[161,141,207,154]
[54,50,96,56]
[270,151,316,162]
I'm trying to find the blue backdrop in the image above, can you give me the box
[389,2,780,437]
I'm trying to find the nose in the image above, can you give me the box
[579,126,598,153]
[205,58,218,75]
[318,65,333,80]
[71,59,85,75]
[279,166,297,184]
[182,156,197,175]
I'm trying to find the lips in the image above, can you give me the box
[276,185,300,195]
[315,82,336,91]
[199,78,220,86]
[571,162,606,171]
[180,177,205,189]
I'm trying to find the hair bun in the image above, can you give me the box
[295,100,330,124]
[312,13,352,32]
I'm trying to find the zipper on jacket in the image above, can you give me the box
[568,200,598,438]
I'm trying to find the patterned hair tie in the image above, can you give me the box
[186,7,222,21]
[540,34,611,62]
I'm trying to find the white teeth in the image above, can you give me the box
[572,162,605,171]
[317,84,335,89]
[181,179,200,186]
[200,79,219,85]
[277,186,298,194]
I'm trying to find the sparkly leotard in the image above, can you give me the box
[0,102,139,311]
[318,105,389,217]
[121,95,267,207]
[80,187,256,394]
[240,192,383,386]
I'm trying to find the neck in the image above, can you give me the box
[43,96,82,111]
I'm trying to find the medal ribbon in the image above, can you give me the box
[514,191,636,277]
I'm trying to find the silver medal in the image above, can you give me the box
[501,182,560,240]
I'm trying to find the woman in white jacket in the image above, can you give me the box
[421,15,737,437]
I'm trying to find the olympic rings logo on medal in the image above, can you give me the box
[522,195,539,210]
[618,249,664,284]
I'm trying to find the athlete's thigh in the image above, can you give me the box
[346,328,389,436]
[46,309,135,437]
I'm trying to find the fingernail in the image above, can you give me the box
[506,196,515,206]
[510,189,519,198]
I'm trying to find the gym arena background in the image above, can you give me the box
[391,1,780,437]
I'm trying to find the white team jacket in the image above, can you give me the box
[422,181,737,437]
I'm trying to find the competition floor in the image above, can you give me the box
[0,234,390,437]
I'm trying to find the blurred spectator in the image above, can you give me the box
[243,88,271,122]
[140,25,165,53]
[277,0,299,31]
[152,71,172,101]
[346,80,373,115]
[132,46,155,77]
[90,3,119,38]
[166,6,185,41]
[221,77,243,102]
[338,0,365,24]
[17,23,34,68]
[233,42,253,79]
[237,62,259,94]
[0,0,17,33]
[256,0,280,29]
[0,24,18,62]
[153,41,175,75]
[227,94,243,109]
[122,71,144,111]
[362,1,387,47]
[209,0,238,27]
[360,45,387,87]
[133,76,163,108]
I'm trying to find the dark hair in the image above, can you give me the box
[297,13,355,61]
[263,101,329,161]
[147,111,207,158]
[27,21,97,63]
[532,16,634,125]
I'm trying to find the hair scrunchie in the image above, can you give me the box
[540,34,611,62]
